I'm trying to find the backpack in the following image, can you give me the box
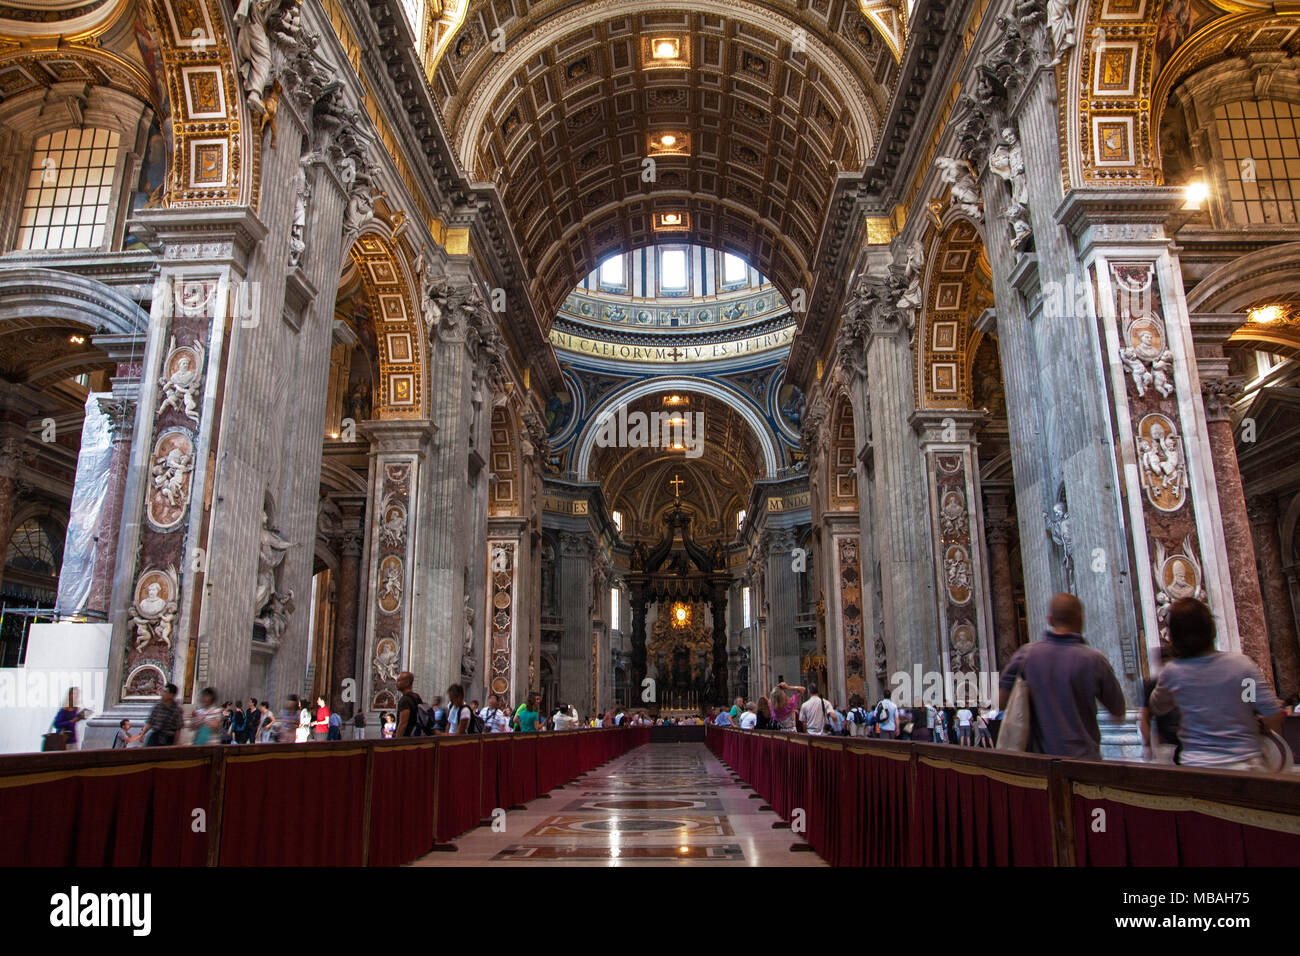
[464,707,484,734]
[412,702,439,736]
[875,701,889,724]
[450,703,484,734]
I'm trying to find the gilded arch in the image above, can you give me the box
[348,231,427,419]
[913,216,992,410]
[0,0,255,208]
[489,403,522,516]
[1060,0,1300,188]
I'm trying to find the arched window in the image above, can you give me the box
[4,518,59,577]
[1214,99,1300,226]
[17,128,121,251]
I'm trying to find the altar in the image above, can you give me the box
[625,500,732,709]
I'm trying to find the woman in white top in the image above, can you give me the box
[295,700,312,743]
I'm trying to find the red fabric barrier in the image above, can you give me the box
[478,736,511,819]
[509,734,538,805]
[435,739,483,843]
[841,747,910,867]
[367,743,436,866]
[220,749,366,866]
[781,739,809,823]
[805,742,841,864]
[912,758,1052,866]
[1072,797,1300,866]
[0,759,210,867]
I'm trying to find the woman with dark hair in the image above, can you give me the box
[1149,598,1285,770]
[50,688,88,751]
[755,696,775,730]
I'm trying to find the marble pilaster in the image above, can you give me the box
[983,493,1020,668]
[762,527,800,689]
[1200,380,1272,682]
[1248,496,1300,698]
[557,531,594,716]
[331,529,362,717]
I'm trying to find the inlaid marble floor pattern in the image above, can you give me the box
[411,742,826,867]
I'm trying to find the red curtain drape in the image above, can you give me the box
[912,758,1052,866]
[1073,797,1300,866]
[434,739,483,843]
[0,760,210,867]
[367,743,436,866]
[219,750,366,866]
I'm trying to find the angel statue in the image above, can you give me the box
[896,239,926,312]
[935,156,984,222]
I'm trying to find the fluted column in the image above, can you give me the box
[1248,496,1300,698]
[763,528,800,687]
[850,295,941,681]
[558,531,594,715]
[983,493,1020,668]
[1201,382,1271,682]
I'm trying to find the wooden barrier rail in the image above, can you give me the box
[706,725,1300,866]
[0,727,650,867]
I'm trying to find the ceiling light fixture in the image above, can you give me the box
[69,334,85,345]
[652,38,680,59]
[1248,304,1284,324]
[1183,180,1210,209]
[660,134,676,147]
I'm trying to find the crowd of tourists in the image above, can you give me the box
[707,594,1290,773]
[701,683,996,745]
[41,594,1294,770]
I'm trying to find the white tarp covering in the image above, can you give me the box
[54,392,113,616]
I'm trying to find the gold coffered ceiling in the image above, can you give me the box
[433,0,899,318]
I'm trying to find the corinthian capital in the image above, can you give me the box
[800,400,828,458]
[423,277,488,344]
[520,408,551,461]
[1200,377,1242,423]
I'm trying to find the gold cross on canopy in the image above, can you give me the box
[669,473,684,498]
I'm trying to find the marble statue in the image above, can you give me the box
[234,0,274,113]
[374,640,400,683]
[158,341,204,422]
[934,156,983,222]
[1153,539,1207,635]
[1047,0,1077,60]
[896,239,926,312]
[255,511,293,619]
[129,576,178,653]
[150,445,194,508]
[255,589,295,643]
[1119,326,1175,399]
[940,490,967,538]
[288,156,312,268]
[379,561,402,604]
[1139,421,1185,498]
[379,493,406,548]
[1044,499,1076,592]
[988,128,1032,246]
[461,596,477,687]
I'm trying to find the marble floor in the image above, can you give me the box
[411,742,826,867]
